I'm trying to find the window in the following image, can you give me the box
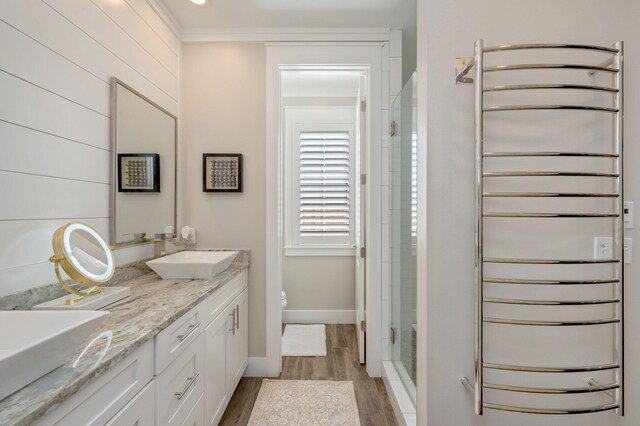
[284,107,356,256]
[299,131,351,237]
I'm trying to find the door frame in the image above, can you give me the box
[355,73,368,365]
[265,42,384,377]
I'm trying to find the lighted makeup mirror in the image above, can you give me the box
[37,223,129,310]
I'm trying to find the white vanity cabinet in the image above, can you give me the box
[204,287,249,425]
[105,381,155,426]
[181,395,205,426]
[156,269,249,426]
[226,289,248,393]
[204,306,229,425]
[34,340,155,426]
[35,269,249,426]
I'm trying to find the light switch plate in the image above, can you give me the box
[594,237,613,260]
[624,201,634,228]
[594,237,632,263]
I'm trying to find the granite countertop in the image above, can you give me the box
[0,253,249,426]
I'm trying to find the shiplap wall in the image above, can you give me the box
[0,0,180,296]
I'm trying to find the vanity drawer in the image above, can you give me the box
[156,333,204,426]
[200,270,248,326]
[155,304,203,375]
[181,394,204,426]
[105,380,155,425]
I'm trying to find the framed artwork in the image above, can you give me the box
[203,153,243,192]
[118,153,160,192]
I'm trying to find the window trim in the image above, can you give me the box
[284,246,356,257]
[283,106,357,256]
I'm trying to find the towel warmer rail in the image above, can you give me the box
[457,40,624,416]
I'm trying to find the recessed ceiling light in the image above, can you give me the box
[190,0,206,5]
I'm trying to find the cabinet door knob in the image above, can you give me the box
[234,305,240,330]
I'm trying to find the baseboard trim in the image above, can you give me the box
[382,361,416,426]
[282,310,356,324]
[245,357,278,377]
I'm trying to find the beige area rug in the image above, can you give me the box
[248,380,361,426]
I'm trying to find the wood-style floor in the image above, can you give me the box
[219,324,399,426]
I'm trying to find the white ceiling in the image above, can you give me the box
[281,70,363,98]
[157,0,415,30]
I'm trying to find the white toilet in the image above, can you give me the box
[281,291,288,309]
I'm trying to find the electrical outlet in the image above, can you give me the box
[624,238,632,264]
[594,237,613,260]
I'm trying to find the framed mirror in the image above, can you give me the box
[110,78,177,246]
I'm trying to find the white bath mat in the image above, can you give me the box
[248,380,360,425]
[282,324,327,356]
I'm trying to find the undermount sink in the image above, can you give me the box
[146,251,238,280]
[0,310,109,401]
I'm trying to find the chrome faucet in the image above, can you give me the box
[123,232,147,242]
[154,233,177,257]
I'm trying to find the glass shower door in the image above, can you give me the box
[389,71,417,402]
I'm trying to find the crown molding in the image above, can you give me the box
[145,0,183,38]
[142,2,392,44]
[182,27,391,43]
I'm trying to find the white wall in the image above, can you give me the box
[0,0,180,296]
[282,256,355,311]
[417,0,640,424]
[181,42,267,357]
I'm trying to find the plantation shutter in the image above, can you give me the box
[298,131,351,237]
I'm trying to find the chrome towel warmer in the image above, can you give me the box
[457,40,624,416]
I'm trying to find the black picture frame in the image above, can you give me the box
[203,153,243,193]
[118,153,160,192]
